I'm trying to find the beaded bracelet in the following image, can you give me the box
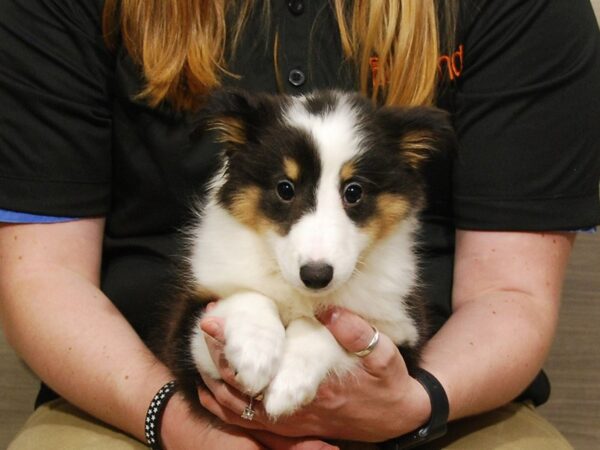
[145,380,177,450]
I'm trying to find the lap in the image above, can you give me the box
[8,399,146,450]
[9,400,572,450]
[416,402,572,450]
[334,402,572,450]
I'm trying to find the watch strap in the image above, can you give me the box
[380,367,449,449]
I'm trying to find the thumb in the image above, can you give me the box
[317,307,379,355]
[318,308,403,376]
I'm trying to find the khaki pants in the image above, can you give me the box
[8,399,572,450]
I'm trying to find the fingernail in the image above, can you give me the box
[201,319,220,337]
[318,307,340,325]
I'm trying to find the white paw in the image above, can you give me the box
[224,316,286,395]
[263,358,321,418]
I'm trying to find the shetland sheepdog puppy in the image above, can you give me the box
[157,90,455,419]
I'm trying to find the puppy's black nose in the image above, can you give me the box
[300,262,334,289]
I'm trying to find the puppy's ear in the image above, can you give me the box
[376,106,456,170]
[198,89,281,152]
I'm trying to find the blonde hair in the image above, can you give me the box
[103,1,457,110]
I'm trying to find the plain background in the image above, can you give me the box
[1,1,599,448]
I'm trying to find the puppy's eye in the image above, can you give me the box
[343,182,363,206]
[277,180,295,202]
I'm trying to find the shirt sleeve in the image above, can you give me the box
[0,209,76,224]
[0,0,113,217]
[452,0,600,231]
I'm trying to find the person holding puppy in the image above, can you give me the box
[1,1,599,449]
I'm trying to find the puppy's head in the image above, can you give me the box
[204,89,454,295]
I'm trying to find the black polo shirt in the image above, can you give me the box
[1,0,599,408]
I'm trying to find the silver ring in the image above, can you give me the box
[353,326,380,358]
[241,397,255,421]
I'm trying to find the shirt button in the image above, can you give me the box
[287,0,305,16]
[288,68,306,87]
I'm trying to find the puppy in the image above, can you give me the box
[157,90,454,419]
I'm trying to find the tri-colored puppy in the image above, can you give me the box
[157,90,454,419]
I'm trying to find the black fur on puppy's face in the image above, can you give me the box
[340,98,456,240]
[203,91,322,235]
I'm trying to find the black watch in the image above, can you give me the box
[379,368,449,450]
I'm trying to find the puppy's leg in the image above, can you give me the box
[263,317,354,418]
[190,291,285,396]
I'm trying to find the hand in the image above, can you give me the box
[198,308,431,443]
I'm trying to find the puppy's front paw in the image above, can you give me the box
[224,316,286,396]
[263,357,321,418]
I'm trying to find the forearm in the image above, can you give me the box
[1,264,172,442]
[420,289,558,420]
[418,230,573,421]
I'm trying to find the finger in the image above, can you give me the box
[200,316,225,342]
[199,372,274,426]
[200,371,250,413]
[198,387,267,431]
[317,307,400,375]
[200,319,252,392]
[249,430,340,450]
[203,332,232,378]
[317,307,377,353]
[200,315,225,368]
[200,318,230,373]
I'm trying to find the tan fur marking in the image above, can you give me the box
[340,161,356,182]
[209,117,247,146]
[229,186,271,232]
[401,131,436,168]
[192,285,220,303]
[363,194,410,241]
[284,157,300,181]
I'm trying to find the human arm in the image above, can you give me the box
[0,219,264,449]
